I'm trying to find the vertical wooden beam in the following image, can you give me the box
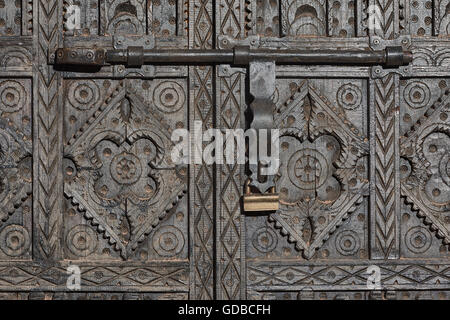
[32,0,64,261]
[189,0,215,300]
[368,0,401,260]
[370,74,401,259]
[215,0,246,300]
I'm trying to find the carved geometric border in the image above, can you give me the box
[247,260,450,291]
[0,261,189,292]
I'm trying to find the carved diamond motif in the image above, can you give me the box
[400,92,450,247]
[64,81,187,259]
[270,81,369,259]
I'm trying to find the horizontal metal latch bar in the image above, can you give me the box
[54,46,413,68]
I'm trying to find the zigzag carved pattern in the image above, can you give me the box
[35,0,62,260]
[189,0,215,300]
[373,0,397,39]
[373,74,399,259]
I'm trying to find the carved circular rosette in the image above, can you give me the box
[336,83,362,110]
[0,80,26,113]
[0,225,30,257]
[68,80,100,111]
[405,226,432,254]
[152,226,184,257]
[278,134,342,205]
[252,227,278,253]
[288,148,329,190]
[335,230,360,256]
[403,81,431,109]
[153,81,185,114]
[110,151,143,185]
[66,225,98,257]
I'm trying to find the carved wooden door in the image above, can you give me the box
[0,0,449,300]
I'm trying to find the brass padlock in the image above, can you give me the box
[243,180,279,212]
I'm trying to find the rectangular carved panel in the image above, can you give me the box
[251,78,369,261]
[62,78,188,261]
[0,78,32,260]
[0,0,31,36]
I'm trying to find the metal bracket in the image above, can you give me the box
[369,35,412,78]
[112,35,155,77]
[369,35,411,51]
[371,64,412,78]
[217,35,261,50]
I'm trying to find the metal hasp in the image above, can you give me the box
[243,60,280,213]
[54,46,413,68]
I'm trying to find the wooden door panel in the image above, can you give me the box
[0,0,448,300]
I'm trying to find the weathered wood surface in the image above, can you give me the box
[0,0,448,300]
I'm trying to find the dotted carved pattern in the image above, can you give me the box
[217,0,245,39]
[0,264,189,290]
[0,117,32,250]
[0,0,22,36]
[215,0,247,301]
